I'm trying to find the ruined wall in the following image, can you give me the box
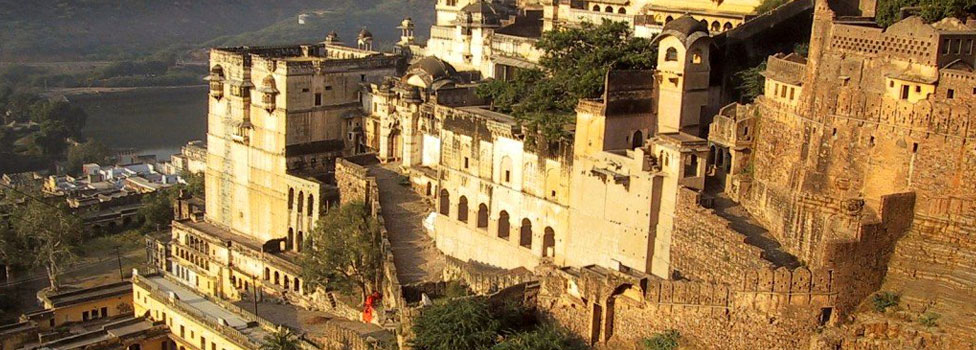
[670,189,772,284]
[441,256,536,295]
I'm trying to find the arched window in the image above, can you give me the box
[543,227,555,257]
[284,276,290,289]
[520,219,532,248]
[665,16,673,23]
[618,7,626,14]
[723,22,733,31]
[711,21,720,32]
[297,191,304,213]
[264,268,270,280]
[307,194,314,216]
[665,47,678,61]
[297,231,304,252]
[477,204,489,228]
[632,130,643,149]
[691,50,702,64]
[288,188,294,209]
[274,271,280,285]
[129,344,142,350]
[294,277,300,292]
[426,182,432,196]
[498,211,510,239]
[605,6,613,12]
[458,196,469,223]
[592,5,600,11]
[699,19,707,26]
[439,189,450,216]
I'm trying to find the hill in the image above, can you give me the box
[0,0,433,61]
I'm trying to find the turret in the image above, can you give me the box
[357,28,374,51]
[653,15,712,136]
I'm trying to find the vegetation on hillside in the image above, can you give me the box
[0,87,91,173]
[641,330,681,350]
[876,0,976,27]
[300,201,382,303]
[0,0,434,62]
[410,297,585,350]
[476,20,657,142]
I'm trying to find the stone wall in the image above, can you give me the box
[441,256,536,295]
[670,188,772,284]
[536,264,839,350]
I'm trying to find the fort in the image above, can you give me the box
[2,0,975,349]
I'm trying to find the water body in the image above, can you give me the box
[71,86,208,160]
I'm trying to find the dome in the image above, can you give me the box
[657,15,710,48]
[404,56,459,88]
[325,30,340,42]
[358,28,373,39]
[662,15,708,37]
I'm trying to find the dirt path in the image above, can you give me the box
[370,163,445,285]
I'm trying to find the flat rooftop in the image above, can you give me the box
[144,275,253,330]
[45,281,131,308]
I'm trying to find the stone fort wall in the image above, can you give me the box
[536,264,840,349]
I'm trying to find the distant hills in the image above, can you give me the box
[0,0,433,61]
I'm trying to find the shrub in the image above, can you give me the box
[641,330,680,350]
[872,291,900,312]
[918,312,940,327]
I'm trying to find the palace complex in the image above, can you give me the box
[2,0,975,349]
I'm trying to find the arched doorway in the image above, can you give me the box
[520,219,532,248]
[543,227,555,257]
[439,189,450,215]
[498,211,510,239]
[631,130,643,149]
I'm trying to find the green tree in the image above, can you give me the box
[66,140,109,174]
[411,298,502,350]
[11,198,86,292]
[260,327,301,350]
[476,20,657,141]
[641,330,680,350]
[492,325,586,350]
[139,188,177,232]
[299,201,381,303]
[876,0,976,27]
[0,222,26,281]
[30,101,87,137]
[181,171,205,198]
[733,61,767,103]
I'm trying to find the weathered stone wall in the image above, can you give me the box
[733,2,976,345]
[536,264,839,349]
[441,256,536,295]
[670,188,772,284]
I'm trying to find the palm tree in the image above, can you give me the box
[260,327,301,350]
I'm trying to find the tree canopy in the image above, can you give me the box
[411,297,583,350]
[10,197,86,292]
[260,327,301,350]
[299,201,382,302]
[477,20,657,141]
[876,0,976,27]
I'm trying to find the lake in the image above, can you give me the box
[71,86,208,160]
